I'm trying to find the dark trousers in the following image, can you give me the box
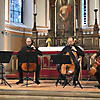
[73,63,80,83]
[94,65,100,84]
[18,63,40,81]
[57,63,80,83]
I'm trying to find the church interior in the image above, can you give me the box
[0,0,100,99]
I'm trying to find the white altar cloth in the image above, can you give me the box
[38,46,65,51]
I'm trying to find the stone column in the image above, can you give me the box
[0,0,5,50]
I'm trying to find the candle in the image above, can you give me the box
[76,19,78,28]
[95,0,97,9]
[34,4,37,13]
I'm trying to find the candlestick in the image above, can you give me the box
[94,9,98,26]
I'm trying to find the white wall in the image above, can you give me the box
[24,0,33,28]
[47,0,50,28]
[0,0,5,50]
[5,0,8,21]
[37,0,45,26]
[36,0,50,30]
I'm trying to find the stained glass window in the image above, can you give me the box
[10,0,24,23]
[82,0,87,27]
[84,0,86,24]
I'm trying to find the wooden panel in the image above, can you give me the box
[39,39,46,46]
[94,38,98,45]
[83,38,93,45]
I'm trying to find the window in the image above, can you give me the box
[82,0,87,28]
[10,0,24,23]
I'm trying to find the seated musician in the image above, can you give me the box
[91,52,100,89]
[16,37,43,85]
[57,37,85,85]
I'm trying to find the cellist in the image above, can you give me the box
[16,37,43,85]
[91,52,100,89]
[57,37,85,86]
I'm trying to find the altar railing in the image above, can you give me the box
[4,50,97,74]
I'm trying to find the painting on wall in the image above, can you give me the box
[55,0,74,36]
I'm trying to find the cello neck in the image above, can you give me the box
[92,58,100,65]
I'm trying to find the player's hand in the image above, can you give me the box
[91,53,96,60]
[31,45,36,49]
[71,46,77,51]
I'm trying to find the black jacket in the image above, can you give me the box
[59,45,85,57]
[59,45,85,64]
[17,46,43,64]
[17,45,43,57]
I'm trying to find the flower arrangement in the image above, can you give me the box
[46,38,51,47]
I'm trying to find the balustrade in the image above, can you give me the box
[4,50,97,73]
[4,50,97,79]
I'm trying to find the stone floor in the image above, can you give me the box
[0,79,100,100]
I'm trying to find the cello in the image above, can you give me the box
[61,50,78,76]
[89,56,100,77]
[21,46,37,72]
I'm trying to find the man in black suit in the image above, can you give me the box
[57,37,85,85]
[91,52,100,89]
[16,37,43,85]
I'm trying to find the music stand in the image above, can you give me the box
[51,54,72,87]
[18,51,38,87]
[0,51,13,87]
[51,54,83,89]
[51,55,71,64]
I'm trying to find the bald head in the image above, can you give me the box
[26,37,32,46]
[68,37,74,46]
